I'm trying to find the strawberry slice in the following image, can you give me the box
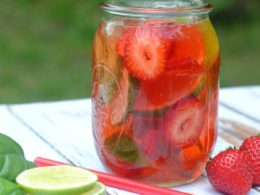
[116,28,135,58]
[132,115,169,161]
[133,58,203,111]
[141,20,205,68]
[118,26,168,80]
[164,97,206,148]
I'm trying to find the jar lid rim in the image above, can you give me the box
[102,2,213,16]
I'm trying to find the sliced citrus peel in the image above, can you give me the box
[197,18,219,68]
[16,165,106,195]
[81,182,106,195]
[93,21,124,104]
[108,68,137,125]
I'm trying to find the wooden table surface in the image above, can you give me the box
[0,86,260,195]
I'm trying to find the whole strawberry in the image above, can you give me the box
[240,135,260,186]
[206,149,253,195]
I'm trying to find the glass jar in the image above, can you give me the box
[92,0,220,186]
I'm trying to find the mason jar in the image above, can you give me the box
[92,0,220,186]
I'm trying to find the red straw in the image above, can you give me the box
[35,157,192,195]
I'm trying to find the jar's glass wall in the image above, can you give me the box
[92,1,220,186]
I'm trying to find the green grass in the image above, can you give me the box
[0,0,259,103]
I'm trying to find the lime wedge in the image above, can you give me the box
[16,165,98,195]
[81,182,106,195]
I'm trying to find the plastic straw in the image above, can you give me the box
[35,157,192,195]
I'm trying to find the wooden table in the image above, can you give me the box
[1,86,260,195]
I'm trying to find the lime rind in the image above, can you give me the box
[16,165,98,195]
[110,69,136,125]
[197,18,219,68]
[191,76,206,99]
[25,182,106,195]
[81,182,106,195]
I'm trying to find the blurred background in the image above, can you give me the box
[0,0,259,103]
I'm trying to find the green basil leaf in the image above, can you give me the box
[0,133,24,157]
[0,177,24,195]
[25,161,35,170]
[0,154,35,182]
[105,133,138,162]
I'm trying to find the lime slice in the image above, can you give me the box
[16,165,98,195]
[81,182,106,195]
[197,18,219,67]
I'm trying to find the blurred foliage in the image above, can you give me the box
[0,0,259,103]
[0,0,101,103]
[209,0,236,12]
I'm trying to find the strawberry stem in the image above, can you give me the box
[226,146,237,150]
[205,157,212,169]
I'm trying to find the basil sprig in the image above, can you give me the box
[0,133,35,194]
[105,133,138,162]
[0,154,35,182]
[0,178,24,195]
[0,133,24,156]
